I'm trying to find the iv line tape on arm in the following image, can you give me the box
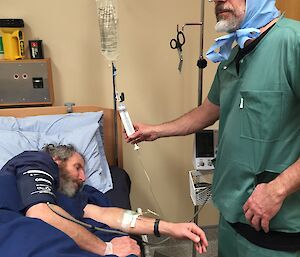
[121,210,142,229]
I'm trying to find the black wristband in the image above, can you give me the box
[154,219,161,237]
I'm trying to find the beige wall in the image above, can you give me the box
[276,0,300,20]
[0,0,219,225]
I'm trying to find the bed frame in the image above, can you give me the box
[0,106,123,168]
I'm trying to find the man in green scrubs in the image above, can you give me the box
[126,0,300,256]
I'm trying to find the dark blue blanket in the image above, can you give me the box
[0,209,102,257]
[0,176,137,257]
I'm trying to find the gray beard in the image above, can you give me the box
[215,18,241,33]
[59,177,79,197]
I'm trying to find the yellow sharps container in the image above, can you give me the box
[0,19,25,60]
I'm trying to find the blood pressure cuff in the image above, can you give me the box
[17,168,57,210]
[0,151,59,212]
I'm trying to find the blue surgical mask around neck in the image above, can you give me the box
[206,0,280,63]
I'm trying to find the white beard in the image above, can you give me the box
[59,177,78,197]
[215,18,240,33]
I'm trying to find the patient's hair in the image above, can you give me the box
[42,144,83,162]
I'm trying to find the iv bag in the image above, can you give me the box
[96,0,120,61]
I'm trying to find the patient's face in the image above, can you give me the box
[58,152,86,197]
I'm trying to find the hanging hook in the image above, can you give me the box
[182,22,203,32]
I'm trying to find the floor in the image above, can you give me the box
[144,226,218,257]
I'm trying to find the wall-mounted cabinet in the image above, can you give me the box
[0,58,54,107]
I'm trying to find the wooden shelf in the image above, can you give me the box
[0,58,50,63]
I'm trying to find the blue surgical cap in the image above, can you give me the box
[206,0,280,63]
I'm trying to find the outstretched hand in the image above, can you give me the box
[124,123,160,144]
[167,222,208,254]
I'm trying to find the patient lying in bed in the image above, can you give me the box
[0,144,208,257]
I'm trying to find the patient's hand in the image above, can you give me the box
[162,222,208,254]
[109,236,140,257]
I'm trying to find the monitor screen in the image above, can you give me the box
[195,130,214,157]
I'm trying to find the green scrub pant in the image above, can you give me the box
[218,215,300,257]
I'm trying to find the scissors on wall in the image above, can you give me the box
[170,26,186,72]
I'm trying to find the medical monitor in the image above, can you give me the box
[194,129,218,170]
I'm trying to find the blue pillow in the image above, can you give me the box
[0,112,112,193]
[0,130,38,170]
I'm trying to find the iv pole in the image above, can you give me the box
[182,0,208,256]
[196,0,207,106]
[194,1,207,256]
[112,62,119,167]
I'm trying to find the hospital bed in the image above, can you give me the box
[0,105,133,257]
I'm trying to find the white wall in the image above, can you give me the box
[0,0,219,225]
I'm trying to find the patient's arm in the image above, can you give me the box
[26,203,106,255]
[84,204,208,254]
[26,203,140,256]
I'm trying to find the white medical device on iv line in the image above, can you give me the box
[116,92,140,151]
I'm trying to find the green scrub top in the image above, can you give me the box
[208,17,300,232]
